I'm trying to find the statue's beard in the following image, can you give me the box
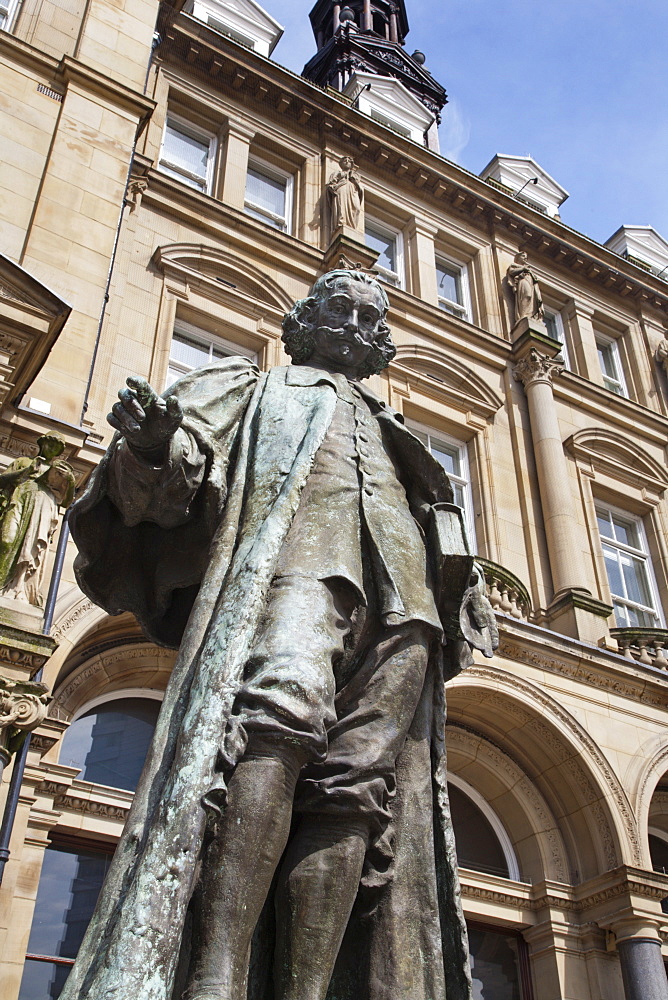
[314,325,371,361]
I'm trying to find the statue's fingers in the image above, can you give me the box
[111,400,141,434]
[126,375,158,410]
[165,395,183,423]
[107,412,123,431]
[118,387,146,422]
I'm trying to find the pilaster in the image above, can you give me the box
[219,119,256,211]
[406,217,438,305]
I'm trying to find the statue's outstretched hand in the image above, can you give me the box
[108,376,183,458]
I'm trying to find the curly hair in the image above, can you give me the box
[281,269,396,378]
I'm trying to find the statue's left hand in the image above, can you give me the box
[108,376,183,459]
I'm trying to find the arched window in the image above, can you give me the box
[448,778,519,880]
[59,697,160,792]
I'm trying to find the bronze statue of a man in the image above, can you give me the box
[64,269,496,1000]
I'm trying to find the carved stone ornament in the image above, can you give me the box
[327,155,364,232]
[0,430,76,607]
[506,251,545,325]
[513,348,565,388]
[0,675,49,764]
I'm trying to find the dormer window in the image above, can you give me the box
[343,72,435,146]
[185,0,283,58]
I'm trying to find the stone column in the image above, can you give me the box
[389,4,399,42]
[333,2,341,32]
[362,0,372,30]
[617,936,668,1000]
[512,327,612,639]
[220,120,256,211]
[513,347,580,597]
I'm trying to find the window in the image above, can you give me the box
[159,117,215,193]
[408,424,475,548]
[436,257,471,321]
[59,697,160,792]
[167,321,257,387]
[596,334,627,396]
[19,841,113,1000]
[596,504,663,628]
[468,924,531,1000]
[449,783,511,878]
[544,308,570,369]
[0,0,20,31]
[365,221,403,287]
[244,159,292,233]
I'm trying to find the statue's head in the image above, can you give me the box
[339,156,354,171]
[282,269,395,380]
[46,459,76,508]
[37,432,66,462]
[514,251,528,264]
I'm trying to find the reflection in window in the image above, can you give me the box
[449,783,510,878]
[596,335,627,396]
[19,842,112,1000]
[159,118,213,193]
[596,505,662,628]
[436,258,470,320]
[468,924,527,1000]
[59,698,160,792]
[244,161,292,232]
[408,425,475,548]
[365,222,402,287]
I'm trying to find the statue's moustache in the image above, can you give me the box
[315,325,370,350]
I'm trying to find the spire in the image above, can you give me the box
[302,0,446,126]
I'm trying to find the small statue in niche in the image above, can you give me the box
[0,432,75,606]
[656,332,668,375]
[506,251,545,325]
[327,155,364,231]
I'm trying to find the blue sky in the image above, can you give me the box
[271,0,668,246]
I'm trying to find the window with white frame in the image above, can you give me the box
[408,422,475,548]
[365,221,403,287]
[436,256,471,321]
[159,117,215,194]
[244,159,292,233]
[543,307,570,369]
[596,504,663,628]
[167,321,257,388]
[596,334,627,396]
[0,0,20,31]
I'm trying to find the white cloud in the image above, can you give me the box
[441,99,471,164]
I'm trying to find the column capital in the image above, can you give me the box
[513,348,564,389]
[224,119,256,144]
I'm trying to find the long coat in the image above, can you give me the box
[64,358,473,1000]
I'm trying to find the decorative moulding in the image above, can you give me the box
[392,344,503,419]
[565,428,668,497]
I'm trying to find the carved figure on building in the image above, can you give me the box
[506,251,545,325]
[0,432,75,606]
[656,332,668,376]
[65,269,498,1000]
[327,155,364,231]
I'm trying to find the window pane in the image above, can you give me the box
[171,333,212,370]
[611,514,640,549]
[602,544,624,598]
[453,482,465,508]
[430,441,460,477]
[597,342,615,379]
[365,228,396,273]
[448,783,509,878]
[625,604,657,628]
[596,509,612,539]
[24,845,111,961]
[19,959,71,1000]
[59,699,160,792]
[613,601,629,627]
[468,926,523,1000]
[620,552,652,607]
[163,124,208,179]
[544,312,562,343]
[649,834,668,874]
[245,168,286,218]
[437,263,461,305]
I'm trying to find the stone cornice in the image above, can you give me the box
[159,16,668,316]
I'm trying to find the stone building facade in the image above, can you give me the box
[1,1,668,998]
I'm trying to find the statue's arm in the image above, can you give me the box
[105,376,206,529]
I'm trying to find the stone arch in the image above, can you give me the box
[154,243,296,313]
[629,734,668,868]
[391,344,503,420]
[447,664,642,878]
[565,427,668,495]
[447,723,569,883]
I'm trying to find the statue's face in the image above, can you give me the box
[39,437,64,462]
[340,157,353,170]
[309,278,385,378]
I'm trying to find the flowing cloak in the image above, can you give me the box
[64,358,473,1000]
